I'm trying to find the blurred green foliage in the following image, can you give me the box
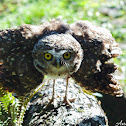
[0,0,126,42]
[0,0,126,125]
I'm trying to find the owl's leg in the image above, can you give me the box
[63,76,73,107]
[50,79,55,103]
[46,80,55,108]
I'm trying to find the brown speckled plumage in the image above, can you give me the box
[70,21,123,96]
[0,19,123,97]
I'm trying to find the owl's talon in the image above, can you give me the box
[62,97,72,108]
[69,98,75,102]
[45,97,54,109]
[49,97,54,104]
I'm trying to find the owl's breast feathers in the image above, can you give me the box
[0,19,123,97]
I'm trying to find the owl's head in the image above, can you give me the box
[32,34,83,78]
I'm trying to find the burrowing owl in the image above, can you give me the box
[32,33,83,104]
[0,19,123,101]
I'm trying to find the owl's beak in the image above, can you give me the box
[56,59,60,69]
[53,59,62,69]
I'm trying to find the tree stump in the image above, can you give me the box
[23,79,108,126]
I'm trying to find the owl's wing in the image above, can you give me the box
[0,20,70,96]
[0,24,45,96]
[70,20,123,97]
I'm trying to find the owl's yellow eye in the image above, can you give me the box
[44,53,52,60]
[63,52,71,60]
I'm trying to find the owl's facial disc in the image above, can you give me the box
[33,50,76,78]
[44,50,72,70]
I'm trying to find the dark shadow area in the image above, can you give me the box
[98,93,126,126]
